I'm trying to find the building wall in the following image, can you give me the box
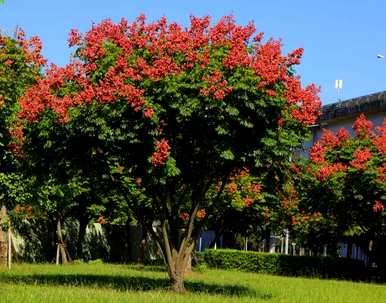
[314,111,386,140]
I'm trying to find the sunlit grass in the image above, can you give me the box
[0,263,385,302]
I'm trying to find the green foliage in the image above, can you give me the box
[291,119,386,257]
[199,249,367,280]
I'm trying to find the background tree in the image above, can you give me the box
[205,168,283,251]
[0,30,44,221]
[0,29,45,265]
[293,115,385,261]
[16,15,320,292]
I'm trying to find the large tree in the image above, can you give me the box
[16,15,320,291]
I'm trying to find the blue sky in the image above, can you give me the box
[1,0,386,105]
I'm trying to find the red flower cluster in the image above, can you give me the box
[151,139,171,166]
[320,129,340,149]
[196,209,207,219]
[243,196,254,207]
[252,40,288,88]
[143,108,154,119]
[336,128,350,141]
[68,29,82,47]
[291,216,297,226]
[250,38,320,125]
[350,148,372,170]
[281,185,298,210]
[290,163,301,174]
[299,211,322,224]
[13,30,46,67]
[13,204,32,214]
[284,78,321,125]
[8,124,25,157]
[12,204,33,220]
[377,163,386,183]
[250,183,262,193]
[200,70,232,100]
[310,142,325,164]
[17,15,320,127]
[4,59,13,66]
[224,169,262,208]
[9,125,24,142]
[372,119,386,154]
[310,127,351,167]
[179,212,190,221]
[316,163,346,180]
[281,198,289,209]
[353,114,373,138]
[372,200,384,213]
[226,182,237,193]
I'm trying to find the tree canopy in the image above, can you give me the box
[15,15,320,291]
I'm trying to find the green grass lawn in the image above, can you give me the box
[0,263,385,303]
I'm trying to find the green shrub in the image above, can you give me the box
[199,249,366,280]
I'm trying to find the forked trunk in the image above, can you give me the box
[152,199,202,293]
[168,250,191,293]
[162,237,195,293]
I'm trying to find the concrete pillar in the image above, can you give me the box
[284,229,289,255]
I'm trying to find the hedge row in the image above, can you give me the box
[198,249,367,280]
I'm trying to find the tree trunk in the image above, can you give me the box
[264,229,271,252]
[170,266,185,293]
[168,248,193,293]
[150,197,204,293]
[138,236,146,265]
[56,219,70,264]
[76,217,88,259]
[159,233,195,293]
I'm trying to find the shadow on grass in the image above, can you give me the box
[0,273,272,299]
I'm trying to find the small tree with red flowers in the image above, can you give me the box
[293,114,385,259]
[17,16,320,291]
